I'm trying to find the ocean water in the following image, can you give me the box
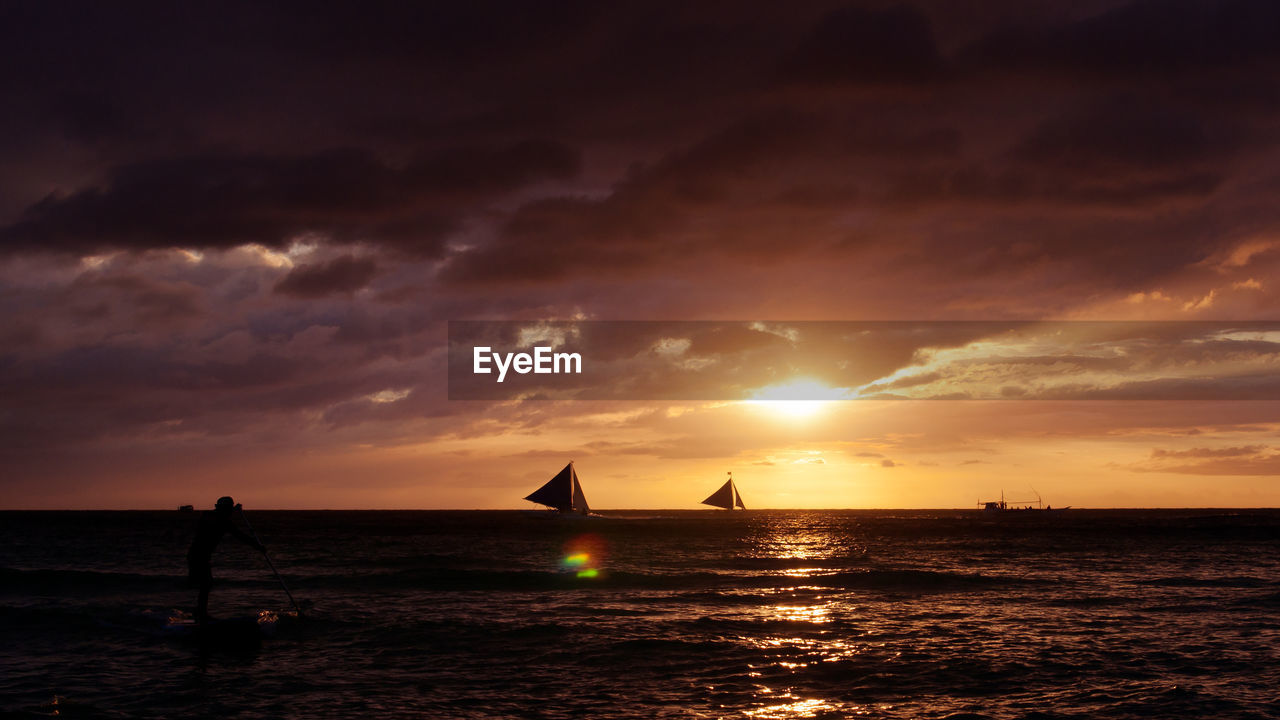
[2,510,1279,719]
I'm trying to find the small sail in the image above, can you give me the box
[701,479,736,510]
[734,485,745,509]
[525,463,575,511]
[570,464,590,514]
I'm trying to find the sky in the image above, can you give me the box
[2,1,1280,509]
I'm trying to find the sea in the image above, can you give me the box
[1,510,1278,719]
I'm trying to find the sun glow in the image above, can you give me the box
[746,378,848,418]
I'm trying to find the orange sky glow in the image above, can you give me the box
[3,2,1280,508]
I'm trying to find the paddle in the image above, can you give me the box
[237,505,304,617]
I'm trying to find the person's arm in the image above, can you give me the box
[229,526,265,552]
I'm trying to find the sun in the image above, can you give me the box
[745,378,849,418]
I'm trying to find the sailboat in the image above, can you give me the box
[702,471,746,510]
[523,461,592,515]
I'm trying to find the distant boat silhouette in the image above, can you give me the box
[702,472,745,510]
[524,461,591,515]
[978,489,1069,513]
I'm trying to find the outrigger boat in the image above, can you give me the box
[701,471,746,510]
[978,489,1069,512]
[524,461,594,516]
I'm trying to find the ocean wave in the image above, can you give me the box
[1138,575,1273,589]
[236,566,1027,595]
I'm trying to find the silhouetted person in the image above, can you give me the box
[188,496,263,624]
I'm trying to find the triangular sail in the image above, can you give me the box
[734,485,745,509]
[702,479,736,510]
[525,463,575,511]
[524,462,589,514]
[570,465,590,514]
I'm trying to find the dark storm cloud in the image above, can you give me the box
[1013,97,1237,170]
[3,0,1280,481]
[67,271,207,324]
[264,1,600,64]
[883,165,1223,208]
[960,0,1280,77]
[442,113,824,284]
[778,5,945,85]
[0,2,597,128]
[0,319,447,452]
[6,1,1276,294]
[440,111,968,285]
[884,89,1259,211]
[434,8,1280,291]
[0,141,579,256]
[275,255,379,298]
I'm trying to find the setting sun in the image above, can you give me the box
[746,378,850,418]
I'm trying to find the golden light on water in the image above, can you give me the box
[770,604,831,624]
[751,515,847,561]
[743,698,890,718]
[743,697,839,718]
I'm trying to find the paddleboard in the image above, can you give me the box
[164,610,279,649]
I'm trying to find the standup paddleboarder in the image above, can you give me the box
[187,496,264,624]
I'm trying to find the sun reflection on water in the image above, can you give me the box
[777,569,826,578]
[727,516,886,718]
[746,514,864,566]
[770,604,830,624]
[742,696,849,718]
[740,691,891,718]
[746,633,870,668]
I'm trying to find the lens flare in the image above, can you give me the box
[561,534,606,579]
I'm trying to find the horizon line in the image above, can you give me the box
[3,506,1278,512]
